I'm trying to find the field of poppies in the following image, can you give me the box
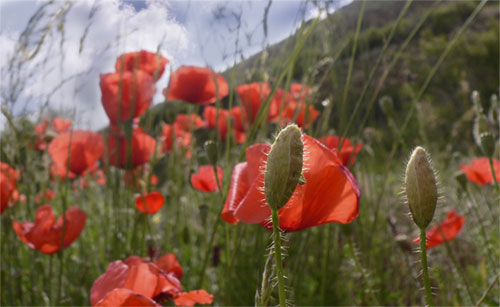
[1,1,499,306]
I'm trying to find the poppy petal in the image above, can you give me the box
[94,288,160,307]
[191,166,223,193]
[135,192,165,215]
[173,290,214,307]
[155,253,184,279]
[90,261,130,305]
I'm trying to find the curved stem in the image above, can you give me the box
[420,227,435,306]
[488,157,499,192]
[271,209,286,307]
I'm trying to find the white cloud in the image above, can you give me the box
[0,0,188,130]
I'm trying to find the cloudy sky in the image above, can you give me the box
[0,0,346,130]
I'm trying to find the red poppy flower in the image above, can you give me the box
[115,50,169,81]
[161,124,191,155]
[460,157,500,186]
[230,106,247,144]
[203,106,229,140]
[289,83,312,101]
[174,290,214,307]
[191,166,223,193]
[155,253,184,279]
[165,65,228,105]
[236,82,282,123]
[174,114,205,133]
[95,288,160,307]
[222,134,360,231]
[135,191,165,215]
[91,256,212,307]
[34,189,56,204]
[13,205,86,254]
[319,136,363,166]
[280,101,320,129]
[413,210,465,250]
[100,70,155,124]
[52,117,72,134]
[90,257,182,306]
[105,128,156,169]
[0,163,20,214]
[48,130,104,176]
[33,119,48,151]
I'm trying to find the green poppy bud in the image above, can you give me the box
[404,146,437,229]
[479,132,495,158]
[204,140,218,165]
[265,124,304,211]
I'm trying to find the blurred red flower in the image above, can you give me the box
[48,130,104,176]
[13,204,86,254]
[236,82,281,123]
[90,256,213,307]
[191,166,223,193]
[413,210,465,250]
[174,290,214,307]
[203,106,229,140]
[161,124,191,155]
[280,101,320,129]
[155,253,184,279]
[289,83,312,101]
[460,157,500,186]
[33,119,48,151]
[319,136,363,166]
[34,189,56,204]
[0,162,20,214]
[95,288,159,307]
[222,134,360,231]
[100,71,155,124]
[105,128,156,169]
[165,65,228,105]
[135,191,165,215]
[115,50,169,81]
[230,106,247,144]
[174,114,205,132]
[52,117,72,134]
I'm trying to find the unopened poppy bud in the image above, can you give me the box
[479,132,495,157]
[265,124,304,211]
[488,94,499,123]
[404,146,437,229]
[204,140,218,165]
[379,96,394,115]
[455,171,467,191]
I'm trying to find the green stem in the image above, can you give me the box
[271,210,286,307]
[419,227,435,306]
[439,226,474,304]
[197,215,221,289]
[320,225,331,304]
[488,156,499,192]
[476,271,500,306]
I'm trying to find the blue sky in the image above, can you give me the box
[0,0,346,130]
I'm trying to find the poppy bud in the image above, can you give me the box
[264,124,304,211]
[479,132,495,157]
[204,140,218,165]
[404,146,437,229]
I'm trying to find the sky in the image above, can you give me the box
[0,0,346,131]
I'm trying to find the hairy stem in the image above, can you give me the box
[271,209,286,307]
[420,227,435,306]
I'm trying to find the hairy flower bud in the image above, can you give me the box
[204,140,218,165]
[405,146,437,229]
[265,124,304,211]
[479,132,495,157]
